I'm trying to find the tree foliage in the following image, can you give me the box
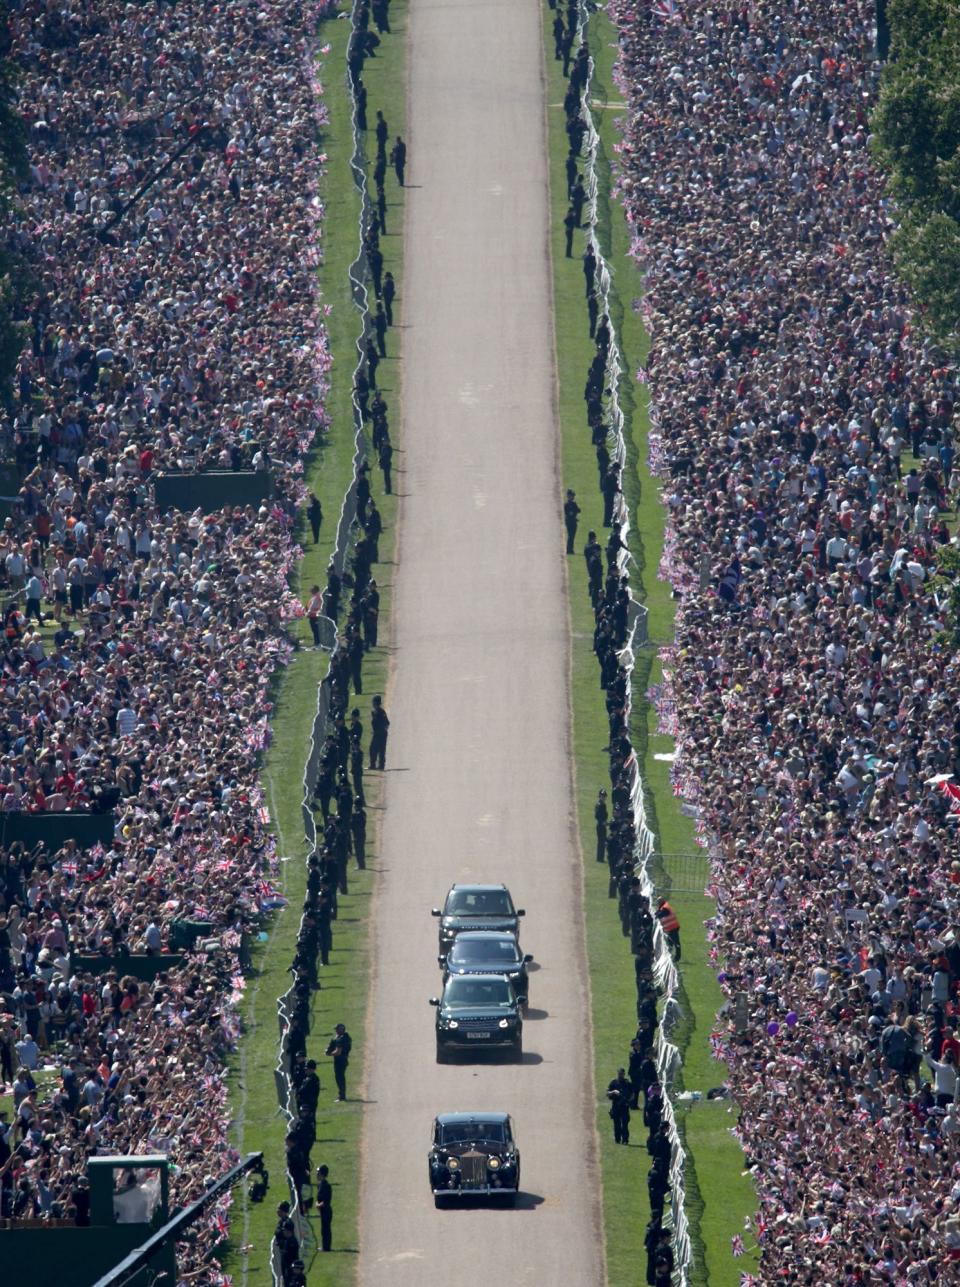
[872,0,960,347]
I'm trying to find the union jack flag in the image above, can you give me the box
[731,1234,745,1257]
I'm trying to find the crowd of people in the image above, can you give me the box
[0,0,354,1270]
[555,7,686,1280]
[609,0,960,1279]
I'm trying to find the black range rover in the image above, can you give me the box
[431,883,525,954]
[428,1112,520,1206]
[429,973,523,1061]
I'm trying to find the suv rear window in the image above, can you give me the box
[446,889,514,915]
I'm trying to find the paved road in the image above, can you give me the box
[356,1,602,1284]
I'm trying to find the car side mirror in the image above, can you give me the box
[428,997,440,1006]
[524,954,533,963]
[437,956,445,966]
[516,909,526,917]
[431,908,441,917]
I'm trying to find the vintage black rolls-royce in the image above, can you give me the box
[428,1112,520,1206]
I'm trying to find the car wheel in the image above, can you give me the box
[436,1043,449,1065]
[513,1040,523,1063]
[502,1189,518,1208]
[434,1194,447,1209]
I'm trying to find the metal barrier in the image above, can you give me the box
[572,6,690,1280]
[271,4,380,1273]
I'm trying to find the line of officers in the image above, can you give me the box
[597,787,681,1287]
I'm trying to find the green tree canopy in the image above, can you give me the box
[872,0,960,346]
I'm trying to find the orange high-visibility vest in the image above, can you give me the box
[658,903,680,933]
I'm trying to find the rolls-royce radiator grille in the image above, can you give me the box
[459,1152,487,1185]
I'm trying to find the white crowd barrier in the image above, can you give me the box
[272,3,382,1266]
[574,4,690,1279]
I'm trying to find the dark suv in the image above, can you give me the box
[428,1112,520,1206]
[430,973,523,1062]
[439,931,533,1006]
[431,883,525,954]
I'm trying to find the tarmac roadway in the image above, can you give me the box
[356,0,604,1283]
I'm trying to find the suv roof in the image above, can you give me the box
[447,883,509,893]
[448,930,518,942]
[436,1111,510,1126]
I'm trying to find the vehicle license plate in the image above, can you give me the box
[466,1031,490,1040]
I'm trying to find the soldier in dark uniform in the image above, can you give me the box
[606,1068,632,1144]
[390,136,406,185]
[564,205,576,258]
[563,488,581,554]
[306,493,323,544]
[373,302,388,357]
[382,271,396,325]
[627,1037,647,1108]
[369,694,389,769]
[584,530,603,607]
[351,795,367,870]
[374,110,389,160]
[571,175,586,227]
[378,437,393,494]
[316,1164,333,1251]
[326,1024,352,1101]
[363,579,380,650]
[583,241,597,297]
[593,788,608,862]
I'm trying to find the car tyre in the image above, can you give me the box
[434,1194,447,1209]
[512,1040,523,1063]
[436,1043,450,1065]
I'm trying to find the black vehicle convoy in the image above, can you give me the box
[428,1112,521,1207]
[438,930,533,1005]
[430,973,523,1062]
[432,883,525,955]
[429,884,531,1207]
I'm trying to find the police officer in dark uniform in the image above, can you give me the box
[369,695,389,769]
[316,1164,333,1251]
[606,1068,632,1144]
[326,1024,353,1101]
[563,488,581,554]
[593,788,608,863]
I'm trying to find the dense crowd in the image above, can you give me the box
[609,0,960,1280]
[0,0,342,1267]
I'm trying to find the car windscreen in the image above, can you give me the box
[438,1121,507,1145]
[450,939,521,964]
[445,890,515,916]
[443,977,513,1007]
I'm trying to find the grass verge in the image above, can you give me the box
[223,3,408,1283]
[543,5,759,1284]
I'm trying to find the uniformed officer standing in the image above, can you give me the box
[316,1164,333,1251]
[593,788,608,863]
[656,898,681,960]
[606,1068,632,1144]
[369,694,390,769]
[326,1023,353,1102]
[563,488,581,554]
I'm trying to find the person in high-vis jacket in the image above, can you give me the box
[656,898,681,961]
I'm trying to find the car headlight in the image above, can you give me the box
[446,1019,459,1029]
[498,1018,510,1029]
[446,1157,459,1171]
[487,1156,501,1170]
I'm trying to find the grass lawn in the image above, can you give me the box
[543,4,759,1283]
[221,3,408,1284]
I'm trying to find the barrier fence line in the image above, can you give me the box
[573,4,690,1280]
[271,0,378,1264]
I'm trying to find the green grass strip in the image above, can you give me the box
[223,3,408,1282]
[542,5,758,1284]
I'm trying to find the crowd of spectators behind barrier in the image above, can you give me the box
[552,6,683,1280]
[608,0,960,1280]
[275,4,400,1275]
[0,0,363,1270]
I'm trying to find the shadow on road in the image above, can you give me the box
[523,1008,549,1021]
